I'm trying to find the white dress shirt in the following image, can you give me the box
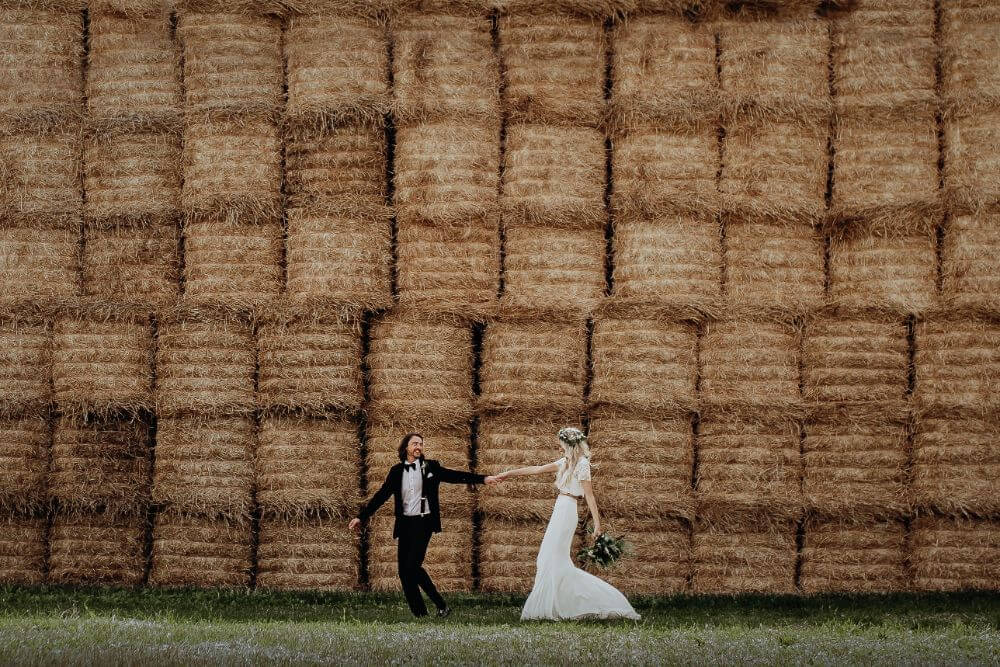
[402,460,424,516]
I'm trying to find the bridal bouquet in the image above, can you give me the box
[576,525,631,569]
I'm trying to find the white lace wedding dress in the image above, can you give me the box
[520,457,641,621]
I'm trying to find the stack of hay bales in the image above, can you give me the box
[829,0,938,316]
[149,308,254,587]
[0,2,82,308]
[284,4,392,312]
[609,13,721,316]
[799,308,910,592]
[83,1,182,308]
[366,307,476,591]
[255,307,363,591]
[912,313,1000,589]
[392,3,500,319]
[176,5,283,309]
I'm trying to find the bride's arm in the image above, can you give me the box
[497,462,560,479]
[581,480,601,537]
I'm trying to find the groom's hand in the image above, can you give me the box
[484,476,501,485]
[348,518,361,532]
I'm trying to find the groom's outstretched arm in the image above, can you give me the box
[357,471,394,522]
[435,463,486,486]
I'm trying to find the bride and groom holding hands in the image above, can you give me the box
[348,428,640,622]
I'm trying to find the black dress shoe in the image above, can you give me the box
[437,606,451,618]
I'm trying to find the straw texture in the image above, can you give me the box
[83,131,181,225]
[257,515,359,591]
[479,516,548,593]
[0,416,49,511]
[941,211,1000,312]
[0,513,45,585]
[692,511,798,594]
[943,108,1000,213]
[914,314,1000,412]
[285,125,386,209]
[594,516,691,595]
[82,218,180,307]
[0,130,82,223]
[911,516,1000,592]
[150,510,252,588]
[0,318,51,415]
[800,516,907,593]
[48,510,145,586]
[0,223,78,305]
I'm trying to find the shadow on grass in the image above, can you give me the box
[1,585,998,630]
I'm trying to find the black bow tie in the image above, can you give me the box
[404,462,417,472]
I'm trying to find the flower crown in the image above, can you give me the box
[558,427,586,447]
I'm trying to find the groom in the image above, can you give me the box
[349,432,499,617]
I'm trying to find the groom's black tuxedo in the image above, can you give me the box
[357,457,485,616]
[358,458,485,537]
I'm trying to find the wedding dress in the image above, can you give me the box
[520,457,641,621]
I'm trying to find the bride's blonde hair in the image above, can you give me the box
[555,427,590,488]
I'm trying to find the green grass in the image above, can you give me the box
[1,586,998,665]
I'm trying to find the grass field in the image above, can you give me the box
[0,587,998,665]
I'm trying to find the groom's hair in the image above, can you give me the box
[398,432,423,462]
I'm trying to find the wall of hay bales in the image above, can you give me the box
[0,0,997,594]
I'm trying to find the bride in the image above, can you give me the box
[495,426,641,621]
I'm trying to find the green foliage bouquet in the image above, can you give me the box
[576,523,631,569]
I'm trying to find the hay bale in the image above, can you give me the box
[717,18,829,121]
[832,0,935,113]
[943,108,1000,213]
[831,113,940,231]
[724,218,825,314]
[257,311,362,414]
[396,216,500,318]
[828,228,937,317]
[52,313,153,415]
[395,122,499,226]
[502,124,605,228]
[49,510,145,586]
[589,310,698,414]
[257,514,359,591]
[257,415,360,516]
[82,218,180,307]
[913,407,1000,517]
[366,421,473,514]
[0,223,78,305]
[699,314,801,410]
[368,512,474,592]
[153,415,254,518]
[0,417,48,511]
[0,130,82,223]
[610,15,717,130]
[285,125,386,209]
[479,316,587,415]
[0,513,45,585]
[285,12,389,131]
[479,516,547,593]
[285,207,393,311]
[800,516,907,593]
[801,309,909,404]
[155,311,255,416]
[500,223,606,316]
[500,13,605,127]
[594,516,691,595]
[83,131,181,225]
[182,216,283,308]
[50,414,150,515]
[719,117,828,224]
[177,11,282,118]
[368,310,474,426]
[0,8,82,126]
[393,12,499,123]
[941,211,1000,312]
[914,314,1000,412]
[940,0,1000,107]
[477,412,576,521]
[149,510,252,588]
[692,511,798,594]
[911,516,1000,592]
[612,125,718,222]
[182,119,282,223]
[86,10,182,130]
[0,317,51,415]
[587,408,694,520]
[696,406,802,516]
[802,405,909,518]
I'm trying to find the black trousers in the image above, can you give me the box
[396,515,446,616]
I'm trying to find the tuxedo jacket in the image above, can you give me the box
[358,458,485,538]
